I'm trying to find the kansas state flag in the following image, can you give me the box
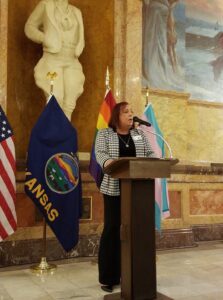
[25,96,82,252]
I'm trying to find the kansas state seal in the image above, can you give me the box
[45,153,79,194]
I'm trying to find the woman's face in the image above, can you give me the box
[118,104,134,129]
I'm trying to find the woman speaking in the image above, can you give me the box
[95,102,156,293]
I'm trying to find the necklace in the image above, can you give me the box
[118,133,131,148]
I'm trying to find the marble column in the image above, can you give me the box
[0,0,8,111]
[114,0,126,102]
[114,0,143,115]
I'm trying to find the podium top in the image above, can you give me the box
[104,157,179,179]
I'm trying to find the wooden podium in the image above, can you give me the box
[103,157,178,300]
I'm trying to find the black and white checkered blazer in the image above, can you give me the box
[95,127,156,196]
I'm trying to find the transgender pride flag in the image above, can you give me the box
[89,88,116,188]
[140,103,170,230]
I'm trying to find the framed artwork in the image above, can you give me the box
[80,197,92,220]
[142,0,223,103]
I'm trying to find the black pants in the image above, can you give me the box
[98,194,121,286]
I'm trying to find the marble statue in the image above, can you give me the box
[25,0,85,120]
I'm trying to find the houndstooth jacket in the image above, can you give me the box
[95,127,156,196]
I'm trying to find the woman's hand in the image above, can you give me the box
[104,159,114,168]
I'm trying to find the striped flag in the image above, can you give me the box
[141,103,170,230]
[0,106,17,241]
[89,88,116,187]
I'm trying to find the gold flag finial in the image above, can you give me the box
[47,72,58,95]
[105,66,110,90]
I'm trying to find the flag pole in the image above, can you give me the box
[30,219,57,273]
[106,66,110,90]
[30,72,58,273]
[47,71,58,95]
[145,86,149,107]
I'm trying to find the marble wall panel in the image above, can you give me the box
[190,190,223,215]
[16,193,36,227]
[168,191,181,219]
[187,103,223,162]
[162,176,223,229]
[141,91,188,160]
[142,91,223,163]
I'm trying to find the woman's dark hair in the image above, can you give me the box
[108,101,129,130]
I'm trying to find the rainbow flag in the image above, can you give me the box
[89,89,116,187]
[140,103,170,230]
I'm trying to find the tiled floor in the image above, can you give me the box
[0,241,223,299]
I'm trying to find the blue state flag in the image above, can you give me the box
[25,96,82,252]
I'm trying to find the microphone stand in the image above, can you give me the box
[141,126,173,159]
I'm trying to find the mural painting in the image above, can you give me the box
[143,0,223,103]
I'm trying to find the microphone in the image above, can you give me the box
[133,116,173,158]
[146,129,173,158]
[133,116,151,127]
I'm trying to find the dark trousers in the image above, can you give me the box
[98,194,121,286]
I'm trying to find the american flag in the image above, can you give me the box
[0,106,17,241]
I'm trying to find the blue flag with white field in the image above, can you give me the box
[25,96,82,252]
